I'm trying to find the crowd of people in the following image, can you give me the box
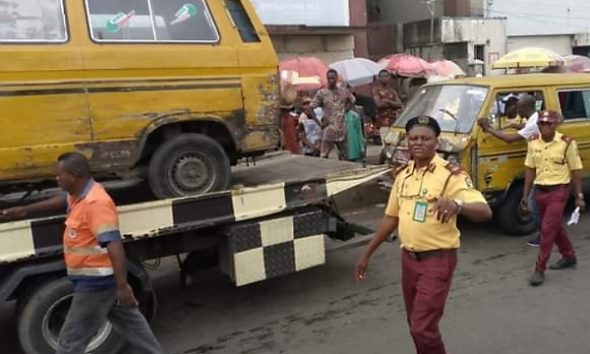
[281,68,404,161]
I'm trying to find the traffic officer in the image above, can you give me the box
[479,93,542,246]
[1,152,162,354]
[521,110,584,286]
[355,116,492,354]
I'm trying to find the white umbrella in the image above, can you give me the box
[427,75,452,83]
[329,58,385,87]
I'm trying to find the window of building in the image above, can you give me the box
[474,44,485,61]
[0,0,68,43]
[224,0,259,43]
[85,0,219,43]
[558,89,590,121]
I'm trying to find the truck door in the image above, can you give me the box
[476,89,546,192]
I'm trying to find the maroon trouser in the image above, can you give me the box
[402,250,457,354]
[535,185,576,272]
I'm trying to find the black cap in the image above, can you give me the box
[405,116,441,137]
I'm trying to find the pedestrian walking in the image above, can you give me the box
[311,69,355,159]
[344,97,365,162]
[0,152,162,354]
[521,110,584,286]
[478,93,542,246]
[355,116,492,354]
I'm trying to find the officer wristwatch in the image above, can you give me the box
[453,199,463,214]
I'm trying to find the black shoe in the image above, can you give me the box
[527,235,541,247]
[549,257,577,270]
[529,271,545,286]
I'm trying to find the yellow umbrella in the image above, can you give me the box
[492,47,565,69]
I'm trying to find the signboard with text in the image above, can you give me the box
[251,0,349,27]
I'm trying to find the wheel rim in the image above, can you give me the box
[42,294,113,351]
[168,152,216,195]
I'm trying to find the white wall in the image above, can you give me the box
[441,18,507,74]
[272,35,355,64]
[441,17,505,44]
[574,32,590,47]
[507,35,572,56]
[251,0,350,26]
[487,0,590,36]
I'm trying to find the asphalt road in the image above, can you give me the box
[4,200,590,354]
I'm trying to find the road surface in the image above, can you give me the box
[3,200,590,354]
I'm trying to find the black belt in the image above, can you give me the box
[535,184,567,193]
[403,248,457,261]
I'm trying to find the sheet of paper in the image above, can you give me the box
[567,207,581,226]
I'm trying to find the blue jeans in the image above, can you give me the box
[529,186,541,232]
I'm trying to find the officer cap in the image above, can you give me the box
[405,115,441,137]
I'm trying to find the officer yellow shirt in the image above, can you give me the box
[524,131,583,185]
[385,155,487,251]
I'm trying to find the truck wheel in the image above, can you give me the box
[148,134,231,198]
[17,277,124,354]
[496,184,536,236]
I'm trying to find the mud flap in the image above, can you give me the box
[220,208,335,286]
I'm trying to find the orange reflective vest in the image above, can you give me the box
[63,181,119,278]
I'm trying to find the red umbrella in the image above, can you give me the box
[279,57,330,91]
[378,54,432,77]
[565,55,590,73]
[430,60,466,78]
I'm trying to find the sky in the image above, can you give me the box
[488,0,590,36]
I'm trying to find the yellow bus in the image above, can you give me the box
[0,0,280,198]
[382,74,590,235]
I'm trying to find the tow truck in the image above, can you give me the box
[0,153,388,354]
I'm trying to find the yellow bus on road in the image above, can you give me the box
[382,74,590,235]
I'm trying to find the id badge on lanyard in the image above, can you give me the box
[413,200,428,223]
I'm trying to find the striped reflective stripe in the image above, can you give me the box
[67,267,114,276]
[95,224,119,235]
[64,246,108,255]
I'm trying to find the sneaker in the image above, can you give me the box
[549,257,577,270]
[527,235,540,247]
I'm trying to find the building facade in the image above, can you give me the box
[364,0,590,75]
[404,17,506,75]
[251,0,368,64]
[486,0,590,55]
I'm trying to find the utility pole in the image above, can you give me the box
[423,0,438,44]
[486,0,494,17]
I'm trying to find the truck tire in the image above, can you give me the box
[496,184,536,236]
[17,277,125,354]
[148,133,231,198]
